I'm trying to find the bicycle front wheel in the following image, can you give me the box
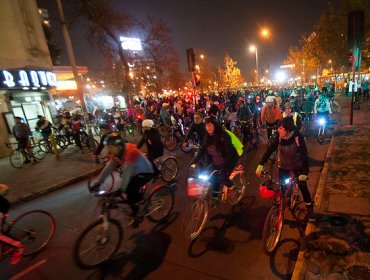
[73,218,123,269]
[7,210,56,256]
[228,173,247,206]
[182,199,208,240]
[262,205,283,255]
[9,150,24,168]
[160,157,178,182]
[146,185,174,223]
[317,125,325,144]
[164,135,177,151]
[33,146,46,160]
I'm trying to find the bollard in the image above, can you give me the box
[49,133,60,160]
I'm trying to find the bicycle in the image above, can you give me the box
[316,116,327,144]
[180,133,199,154]
[73,181,175,269]
[182,164,247,240]
[0,185,56,263]
[5,141,46,169]
[259,171,301,255]
[163,126,183,151]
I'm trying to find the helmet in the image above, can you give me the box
[99,123,110,130]
[258,185,275,199]
[266,96,275,103]
[142,119,154,128]
[104,133,127,146]
[218,104,225,110]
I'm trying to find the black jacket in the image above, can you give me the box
[185,123,205,143]
[137,128,164,160]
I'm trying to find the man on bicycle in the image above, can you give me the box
[182,111,206,147]
[92,134,154,227]
[12,117,38,164]
[93,124,112,163]
[314,91,332,125]
[255,117,315,221]
[261,96,282,140]
[236,100,253,144]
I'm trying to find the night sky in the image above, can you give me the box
[38,0,339,79]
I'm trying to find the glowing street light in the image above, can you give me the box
[200,54,205,60]
[249,45,259,84]
[261,28,270,38]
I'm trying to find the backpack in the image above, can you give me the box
[225,130,243,156]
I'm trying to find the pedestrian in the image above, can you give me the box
[12,117,38,164]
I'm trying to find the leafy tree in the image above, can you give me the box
[219,54,244,90]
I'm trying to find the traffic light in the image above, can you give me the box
[348,51,354,67]
[186,48,196,72]
[194,73,201,86]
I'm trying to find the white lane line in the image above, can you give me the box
[10,259,47,280]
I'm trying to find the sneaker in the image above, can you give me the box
[24,159,31,164]
[306,205,316,222]
[10,246,24,264]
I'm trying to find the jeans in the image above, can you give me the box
[126,173,154,215]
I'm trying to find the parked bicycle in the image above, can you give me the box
[259,171,302,255]
[182,164,247,240]
[0,185,56,264]
[5,141,46,168]
[73,182,175,269]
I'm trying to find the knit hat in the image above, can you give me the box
[281,116,297,132]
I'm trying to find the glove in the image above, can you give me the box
[190,163,196,169]
[89,182,101,192]
[299,175,308,181]
[255,165,264,177]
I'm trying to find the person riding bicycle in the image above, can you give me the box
[36,115,53,141]
[301,94,315,122]
[191,116,239,201]
[255,117,315,221]
[91,134,154,227]
[236,100,254,144]
[261,96,282,139]
[282,103,302,130]
[182,111,206,147]
[217,104,231,130]
[314,91,332,125]
[137,119,164,181]
[93,124,113,163]
[12,117,38,164]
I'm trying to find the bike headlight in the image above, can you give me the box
[318,118,325,125]
[198,174,209,181]
[258,108,261,111]
[98,190,106,195]
[284,178,290,184]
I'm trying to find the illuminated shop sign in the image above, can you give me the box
[1,69,57,90]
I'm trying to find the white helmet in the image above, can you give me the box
[266,96,275,103]
[142,119,154,128]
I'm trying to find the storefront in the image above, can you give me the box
[0,68,57,157]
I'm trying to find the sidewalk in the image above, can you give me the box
[292,96,370,280]
[0,133,142,205]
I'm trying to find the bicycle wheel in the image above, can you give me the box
[88,173,115,193]
[73,218,123,269]
[164,135,177,151]
[228,173,247,206]
[182,199,208,240]
[158,125,168,137]
[38,139,51,153]
[33,146,46,160]
[180,137,194,153]
[317,125,325,144]
[6,210,56,256]
[9,150,24,168]
[262,204,284,255]
[160,157,178,182]
[288,184,300,210]
[146,185,174,223]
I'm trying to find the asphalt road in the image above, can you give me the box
[0,126,330,280]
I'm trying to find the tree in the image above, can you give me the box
[219,54,244,90]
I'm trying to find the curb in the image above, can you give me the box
[291,126,337,280]
[10,167,102,207]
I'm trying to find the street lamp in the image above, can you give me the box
[200,54,205,60]
[260,28,269,38]
[328,59,333,73]
[249,45,259,84]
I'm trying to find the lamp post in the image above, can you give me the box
[249,45,259,85]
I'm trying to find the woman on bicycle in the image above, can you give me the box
[255,117,315,221]
[137,119,164,180]
[192,116,239,200]
[92,134,154,227]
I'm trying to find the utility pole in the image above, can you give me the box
[56,0,96,150]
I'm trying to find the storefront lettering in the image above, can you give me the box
[1,69,57,89]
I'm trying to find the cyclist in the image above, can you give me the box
[255,117,315,221]
[12,117,38,164]
[137,119,164,181]
[314,91,332,125]
[91,134,154,227]
[182,111,206,147]
[282,103,302,130]
[301,94,315,126]
[191,116,239,201]
[93,124,112,163]
[236,100,253,143]
[36,115,52,141]
[217,104,231,130]
[261,96,282,139]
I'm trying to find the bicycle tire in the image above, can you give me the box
[6,210,56,256]
[317,125,325,144]
[33,145,46,160]
[38,139,51,153]
[262,204,284,255]
[9,150,24,168]
[160,157,178,182]
[183,199,208,240]
[158,125,168,137]
[228,173,247,206]
[164,135,177,151]
[146,185,174,223]
[73,218,123,269]
[88,173,115,193]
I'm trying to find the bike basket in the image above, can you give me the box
[187,178,211,198]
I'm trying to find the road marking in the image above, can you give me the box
[10,259,47,280]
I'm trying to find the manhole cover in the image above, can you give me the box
[331,184,346,190]
[345,265,370,280]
